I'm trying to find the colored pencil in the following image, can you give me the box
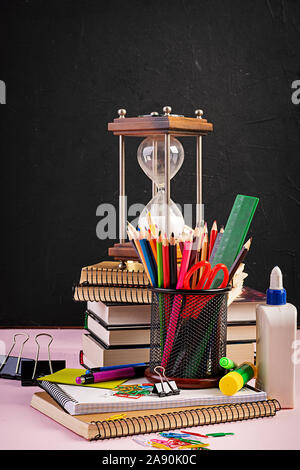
[156,232,164,288]
[209,226,224,264]
[188,226,201,270]
[208,220,218,260]
[147,228,158,265]
[147,211,156,237]
[189,226,202,288]
[197,222,207,262]
[154,231,165,352]
[177,233,193,289]
[162,235,170,288]
[198,231,208,279]
[161,234,193,368]
[201,232,208,262]
[178,234,184,256]
[127,227,153,285]
[169,233,177,289]
[139,231,157,287]
[228,237,252,283]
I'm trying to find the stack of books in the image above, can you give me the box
[73,261,152,368]
[73,261,265,368]
[227,285,265,362]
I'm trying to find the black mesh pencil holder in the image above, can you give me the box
[145,286,231,389]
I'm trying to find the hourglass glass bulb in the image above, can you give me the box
[138,191,185,238]
[137,135,184,188]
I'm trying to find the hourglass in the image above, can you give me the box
[107,106,213,261]
[137,134,185,237]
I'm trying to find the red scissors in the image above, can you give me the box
[183,261,229,290]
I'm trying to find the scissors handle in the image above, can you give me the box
[183,261,229,290]
[183,261,210,290]
[205,263,229,289]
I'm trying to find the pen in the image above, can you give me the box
[76,365,147,384]
[85,362,148,374]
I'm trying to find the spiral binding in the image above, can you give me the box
[73,284,152,304]
[90,399,281,440]
[81,267,149,287]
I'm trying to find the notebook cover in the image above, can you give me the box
[31,391,280,441]
[38,378,268,415]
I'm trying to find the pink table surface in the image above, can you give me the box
[0,328,299,450]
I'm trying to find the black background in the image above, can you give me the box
[0,0,299,326]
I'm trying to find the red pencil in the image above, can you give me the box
[162,235,170,288]
[208,220,218,260]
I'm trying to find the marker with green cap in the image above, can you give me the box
[219,357,237,370]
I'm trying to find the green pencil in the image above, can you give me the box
[156,232,164,288]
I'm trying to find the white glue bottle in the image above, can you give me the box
[256,266,297,408]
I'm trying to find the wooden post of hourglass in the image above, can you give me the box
[118,108,126,244]
[163,106,171,237]
[151,111,159,198]
[195,109,203,227]
[108,108,140,263]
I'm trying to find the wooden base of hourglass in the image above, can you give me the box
[144,367,221,389]
[108,242,139,262]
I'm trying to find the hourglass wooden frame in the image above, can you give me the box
[107,107,213,261]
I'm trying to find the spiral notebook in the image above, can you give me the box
[38,379,268,416]
[79,261,149,286]
[73,285,152,303]
[31,391,280,441]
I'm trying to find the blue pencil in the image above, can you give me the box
[139,236,158,287]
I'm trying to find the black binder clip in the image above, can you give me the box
[151,366,180,397]
[20,333,65,386]
[0,333,32,380]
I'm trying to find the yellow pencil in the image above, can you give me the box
[147,212,156,237]
[201,232,208,262]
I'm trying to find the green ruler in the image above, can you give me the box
[210,194,259,288]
